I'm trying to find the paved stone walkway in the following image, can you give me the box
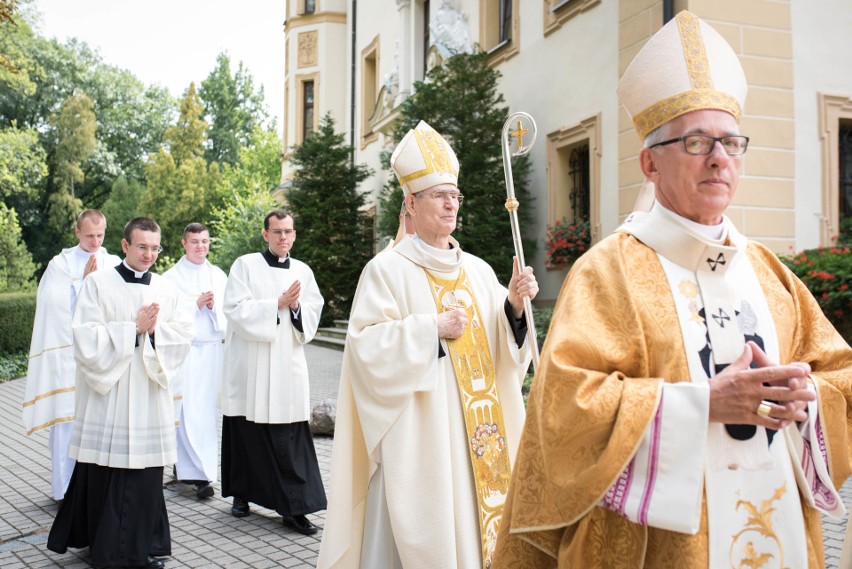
[0,345,340,568]
[1,343,850,568]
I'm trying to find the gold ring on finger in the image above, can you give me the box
[756,401,772,417]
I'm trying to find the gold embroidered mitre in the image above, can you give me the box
[390,121,460,195]
[617,10,747,140]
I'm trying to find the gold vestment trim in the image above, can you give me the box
[22,386,76,408]
[26,415,74,435]
[424,268,510,569]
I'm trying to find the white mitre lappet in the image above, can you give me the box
[389,120,460,244]
[618,10,748,211]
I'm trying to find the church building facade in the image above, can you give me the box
[281,0,852,303]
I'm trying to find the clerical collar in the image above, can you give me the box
[262,249,290,269]
[115,261,151,285]
[655,202,727,242]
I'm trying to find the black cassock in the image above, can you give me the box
[47,464,170,567]
[221,405,327,517]
[47,265,170,568]
[220,249,327,517]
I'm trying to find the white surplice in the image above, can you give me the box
[23,245,120,499]
[221,253,323,424]
[317,236,530,569]
[163,256,227,482]
[70,266,195,468]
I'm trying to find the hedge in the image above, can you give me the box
[0,292,36,354]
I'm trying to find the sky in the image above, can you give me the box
[31,0,286,135]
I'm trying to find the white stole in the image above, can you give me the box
[613,204,843,567]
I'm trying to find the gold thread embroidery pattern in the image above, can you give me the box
[424,268,508,569]
[729,483,788,569]
[398,128,458,186]
[632,90,742,139]
[677,11,712,91]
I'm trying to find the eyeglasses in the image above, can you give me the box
[649,135,750,156]
[416,190,465,204]
[132,244,163,254]
[268,229,295,237]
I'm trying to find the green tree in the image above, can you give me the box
[164,83,207,165]
[377,51,533,283]
[52,90,97,198]
[100,177,144,253]
[211,127,283,271]
[0,202,36,292]
[142,84,221,258]
[142,149,222,258]
[199,53,268,166]
[0,124,46,229]
[0,15,175,268]
[285,113,372,323]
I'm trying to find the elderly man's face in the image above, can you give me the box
[640,109,741,225]
[408,183,460,244]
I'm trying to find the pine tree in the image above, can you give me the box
[286,113,372,324]
[210,127,282,271]
[199,53,268,166]
[164,83,207,165]
[0,202,36,292]
[377,52,534,283]
[142,84,221,258]
[52,90,97,198]
[100,177,144,253]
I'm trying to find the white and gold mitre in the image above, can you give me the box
[390,121,459,195]
[617,10,747,140]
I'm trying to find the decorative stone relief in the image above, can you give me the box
[430,0,472,60]
[298,31,318,68]
[381,42,400,107]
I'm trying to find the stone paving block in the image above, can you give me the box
[3,344,850,568]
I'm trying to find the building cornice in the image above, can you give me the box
[285,11,347,31]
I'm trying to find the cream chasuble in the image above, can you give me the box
[493,207,852,569]
[24,246,121,435]
[318,236,530,569]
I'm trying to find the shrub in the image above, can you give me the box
[780,246,852,333]
[0,352,28,383]
[544,217,590,268]
[0,292,36,354]
[522,306,556,404]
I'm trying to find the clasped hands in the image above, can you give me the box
[438,256,538,339]
[278,280,301,311]
[136,303,159,335]
[708,341,814,430]
[197,291,215,310]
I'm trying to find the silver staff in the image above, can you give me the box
[500,112,540,371]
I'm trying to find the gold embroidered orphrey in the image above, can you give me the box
[424,268,511,569]
[729,483,788,569]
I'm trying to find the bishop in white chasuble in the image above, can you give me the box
[318,121,539,569]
